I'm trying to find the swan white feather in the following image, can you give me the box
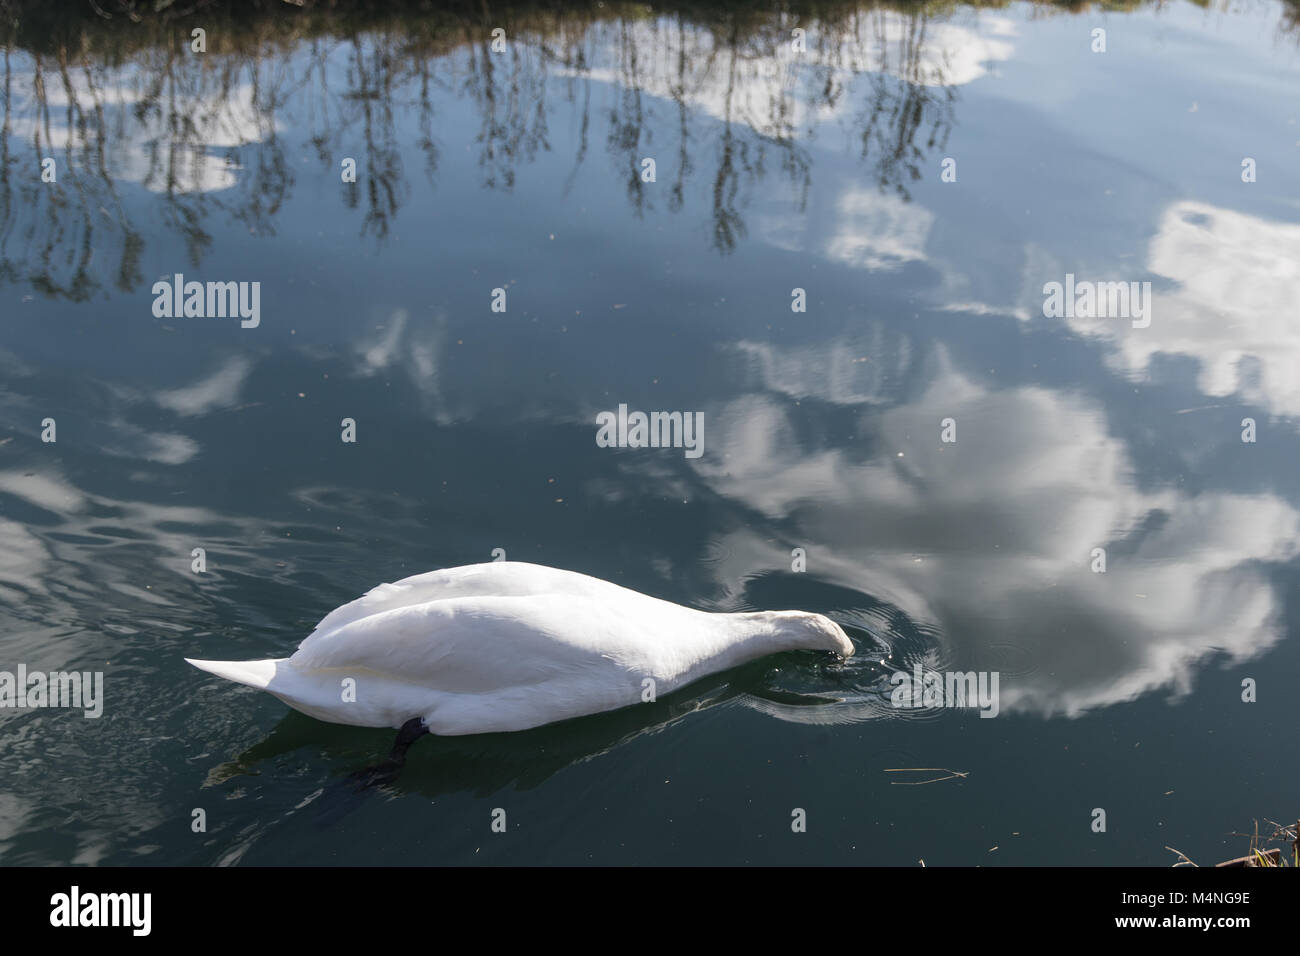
[187,562,853,735]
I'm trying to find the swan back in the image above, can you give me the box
[306,562,645,638]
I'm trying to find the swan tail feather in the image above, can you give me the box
[185,657,281,690]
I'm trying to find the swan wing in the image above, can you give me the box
[291,592,682,694]
[306,562,636,638]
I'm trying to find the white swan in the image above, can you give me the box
[187,562,853,748]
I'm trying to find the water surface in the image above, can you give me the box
[2,0,1299,865]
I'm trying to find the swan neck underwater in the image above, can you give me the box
[186,562,854,774]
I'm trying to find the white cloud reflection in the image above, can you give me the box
[694,348,1299,717]
[560,13,1015,138]
[155,357,253,417]
[7,67,275,193]
[1067,200,1300,418]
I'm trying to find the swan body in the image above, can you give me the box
[187,562,853,735]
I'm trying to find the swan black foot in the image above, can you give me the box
[347,716,430,790]
[311,718,432,827]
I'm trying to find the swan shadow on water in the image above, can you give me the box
[202,629,887,828]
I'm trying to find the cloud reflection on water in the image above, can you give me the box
[695,348,1299,718]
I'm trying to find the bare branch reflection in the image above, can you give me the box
[0,0,1225,292]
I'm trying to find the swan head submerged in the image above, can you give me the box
[760,611,855,658]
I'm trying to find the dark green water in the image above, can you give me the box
[2,0,1299,865]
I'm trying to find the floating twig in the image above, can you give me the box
[1165,846,1198,867]
[884,768,970,785]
